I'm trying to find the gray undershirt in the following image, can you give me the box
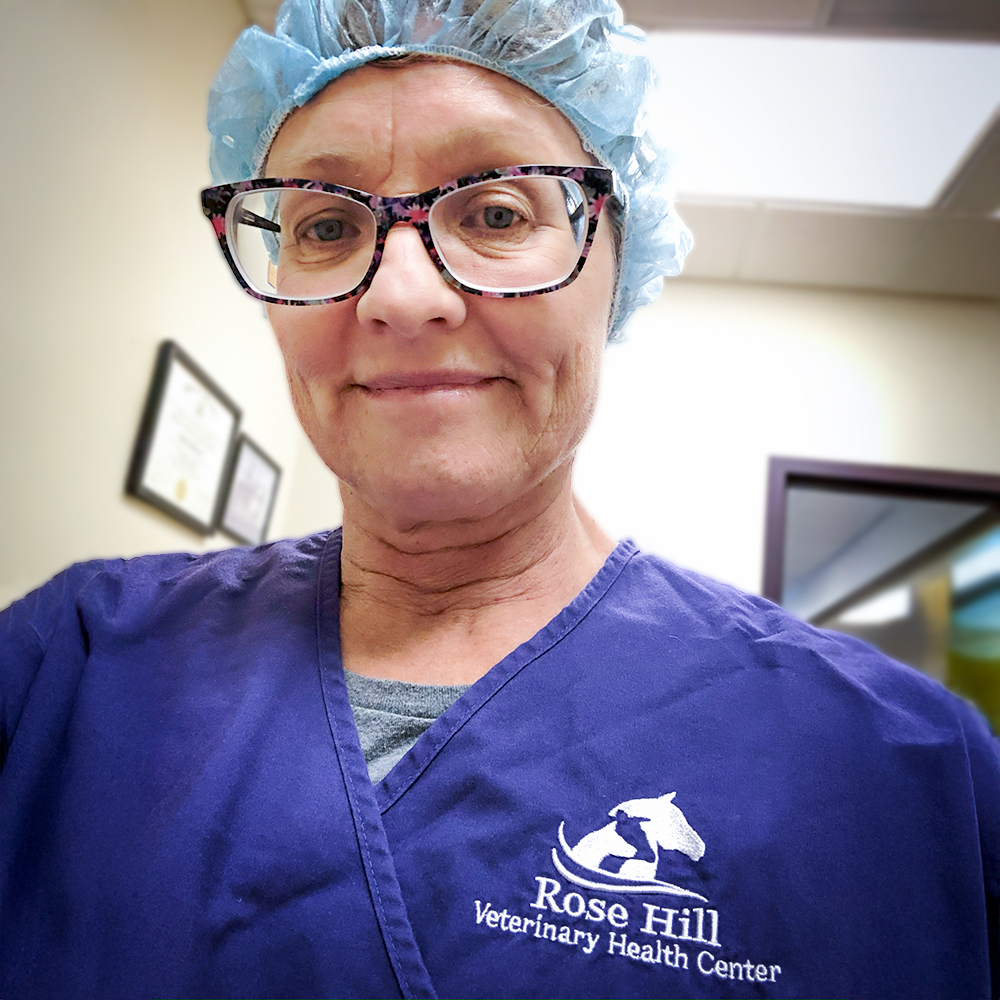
[344,669,470,783]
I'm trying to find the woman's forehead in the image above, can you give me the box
[265,60,591,191]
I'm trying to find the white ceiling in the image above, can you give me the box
[650,30,1000,300]
[246,0,1000,39]
[621,0,1000,40]
[239,0,1000,302]
[676,182,1000,299]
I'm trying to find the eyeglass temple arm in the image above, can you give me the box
[558,181,585,227]
[235,207,281,233]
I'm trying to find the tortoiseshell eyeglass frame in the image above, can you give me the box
[200,165,615,305]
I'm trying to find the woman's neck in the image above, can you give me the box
[337,473,615,685]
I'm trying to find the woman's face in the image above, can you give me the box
[266,61,616,531]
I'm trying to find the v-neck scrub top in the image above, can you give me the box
[2,530,998,1000]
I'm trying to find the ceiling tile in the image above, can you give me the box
[673,200,759,279]
[740,205,928,288]
[829,0,1000,38]
[896,216,1000,298]
[621,0,827,31]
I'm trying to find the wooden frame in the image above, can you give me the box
[762,456,1000,613]
[219,433,282,546]
[126,341,241,534]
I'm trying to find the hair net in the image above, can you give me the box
[208,0,691,336]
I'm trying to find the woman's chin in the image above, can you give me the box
[341,458,538,538]
[374,478,512,532]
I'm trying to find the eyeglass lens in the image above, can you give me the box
[227,176,589,301]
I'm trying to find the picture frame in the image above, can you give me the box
[126,340,242,535]
[218,433,282,546]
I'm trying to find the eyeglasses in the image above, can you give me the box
[201,165,614,305]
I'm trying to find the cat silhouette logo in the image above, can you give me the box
[552,793,708,901]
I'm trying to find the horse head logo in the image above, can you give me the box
[554,792,707,899]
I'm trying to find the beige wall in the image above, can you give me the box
[1,2,997,612]
[0,0,342,610]
[576,280,1000,594]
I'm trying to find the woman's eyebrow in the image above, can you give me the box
[425,126,562,173]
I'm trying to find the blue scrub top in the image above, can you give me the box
[2,531,998,999]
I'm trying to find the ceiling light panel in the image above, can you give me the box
[648,32,1000,208]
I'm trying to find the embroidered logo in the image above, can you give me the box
[472,789,785,986]
[552,792,708,900]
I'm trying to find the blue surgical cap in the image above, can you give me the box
[208,0,691,336]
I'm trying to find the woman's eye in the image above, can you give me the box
[482,205,515,229]
[309,217,344,241]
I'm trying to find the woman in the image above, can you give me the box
[2,2,997,998]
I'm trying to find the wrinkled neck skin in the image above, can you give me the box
[338,463,615,685]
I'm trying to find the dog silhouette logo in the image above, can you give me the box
[552,793,708,900]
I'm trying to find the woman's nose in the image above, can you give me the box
[355,223,466,335]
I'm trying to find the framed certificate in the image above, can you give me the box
[127,341,241,534]
[219,434,282,546]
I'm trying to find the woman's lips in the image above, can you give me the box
[358,371,500,394]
